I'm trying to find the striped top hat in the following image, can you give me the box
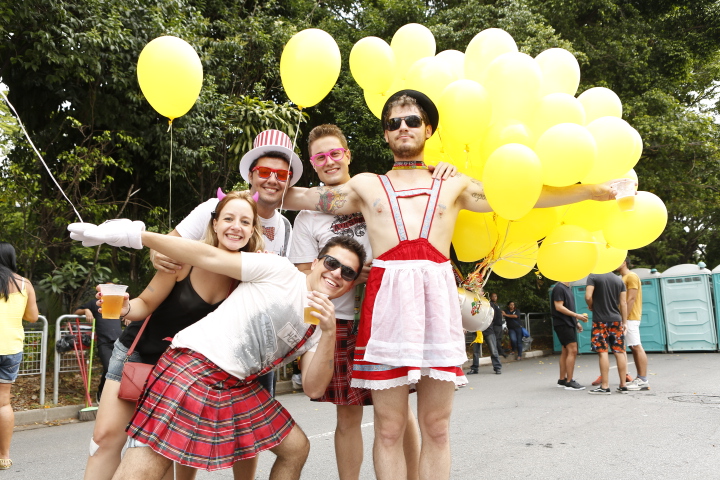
[239,129,303,186]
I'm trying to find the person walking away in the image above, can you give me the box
[550,282,588,390]
[0,242,39,470]
[585,272,628,394]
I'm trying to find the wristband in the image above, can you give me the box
[120,301,131,320]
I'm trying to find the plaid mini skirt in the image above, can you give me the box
[311,319,372,406]
[126,348,294,471]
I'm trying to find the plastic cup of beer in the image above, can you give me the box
[303,293,328,325]
[99,284,128,319]
[612,178,636,211]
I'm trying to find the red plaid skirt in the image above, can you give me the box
[311,319,372,406]
[126,348,294,471]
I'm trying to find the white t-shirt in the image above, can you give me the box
[172,253,320,379]
[175,197,292,256]
[288,210,372,319]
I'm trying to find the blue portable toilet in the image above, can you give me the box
[661,264,717,352]
[630,268,667,352]
[550,278,593,354]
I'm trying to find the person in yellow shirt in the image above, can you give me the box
[618,258,649,390]
[0,243,39,470]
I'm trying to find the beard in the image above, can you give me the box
[389,136,425,159]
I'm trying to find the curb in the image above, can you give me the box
[14,350,555,426]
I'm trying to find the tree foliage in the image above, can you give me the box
[1,0,720,314]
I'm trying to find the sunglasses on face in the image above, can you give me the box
[385,115,423,131]
[319,254,358,281]
[252,166,290,182]
[309,147,347,167]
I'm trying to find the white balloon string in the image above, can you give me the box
[279,110,303,213]
[168,120,173,227]
[0,90,84,222]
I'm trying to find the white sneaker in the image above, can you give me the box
[291,373,302,388]
[625,377,649,391]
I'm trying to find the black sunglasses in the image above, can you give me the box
[319,255,358,281]
[385,115,423,131]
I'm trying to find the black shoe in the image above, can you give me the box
[616,386,629,394]
[556,379,567,388]
[564,379,585,390]
[467,370,478,375]
[589,386,611,395]
[495,370,502,375]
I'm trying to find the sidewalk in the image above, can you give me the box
[14,349,551,426]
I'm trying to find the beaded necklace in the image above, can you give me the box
[391,160,428,170]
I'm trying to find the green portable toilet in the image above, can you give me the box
[661,263,717,352]
[630,268,667,352]
[550,278,592,353]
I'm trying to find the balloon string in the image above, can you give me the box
[279,108,304,213]
[168,119,173,227]
[0,90,84,222]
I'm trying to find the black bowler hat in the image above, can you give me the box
[381,89,439,134]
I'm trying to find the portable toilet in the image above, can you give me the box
[711,264,720,347]
[550,278,593,354]
[630,268,667,352]
[661,263,717,352]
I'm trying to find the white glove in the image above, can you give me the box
[68,219,146,249]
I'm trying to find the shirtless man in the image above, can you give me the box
[282,89,619,480]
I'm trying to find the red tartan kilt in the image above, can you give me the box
[311,319,372,406]
[127,348,294,471]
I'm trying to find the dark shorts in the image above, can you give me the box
[591,321,625,353]
[553,324,577,347]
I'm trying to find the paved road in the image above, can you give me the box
[7,352,720,479]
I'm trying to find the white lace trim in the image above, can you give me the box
[351,368,467,391]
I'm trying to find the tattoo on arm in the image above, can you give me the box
[471,192,486,202]
[315,186,347,214]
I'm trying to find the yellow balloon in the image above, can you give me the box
[438,80,491,146]
[603,191,668,250]
[480,120,533,161]
[535,48,581,96]
[405,57,457,105]
[436,50,466,79]
[137,36,203,120]
[582,117,642,184]
[622,168,639,186]
[452,211,499,262]
[482,52,543,123]
[350,37,396,94]
[483,144,543,220]
[280,29,341,108]
[492,242,539,279]
[363,76,405,118]
[591,230,627,274]
[577,87,622,124]
[535,123,597,187]
[445,139,485,177]
[537,224,598,282]
[529,93,586,141]
[464,28,518,83]
[504,207,562,243]
[390,23,436,80]
[560,199,618,232]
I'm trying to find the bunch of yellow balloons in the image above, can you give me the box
[346,25,667,282]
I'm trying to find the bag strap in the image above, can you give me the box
[126,314,152,358]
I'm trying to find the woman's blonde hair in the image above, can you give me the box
[202,191,264,252]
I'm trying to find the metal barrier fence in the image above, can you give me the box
[527,312,553,350]
[53,314,94,405]
[19,315,48,405]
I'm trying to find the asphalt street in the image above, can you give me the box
[6,352,720,479]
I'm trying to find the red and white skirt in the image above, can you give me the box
[126,348,294,471]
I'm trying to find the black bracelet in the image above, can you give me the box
[120,301,131,320]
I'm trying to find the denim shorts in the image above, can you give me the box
[0,352,23,384]
[106,338,144,382]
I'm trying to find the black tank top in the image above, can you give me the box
[119,268,225,364]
